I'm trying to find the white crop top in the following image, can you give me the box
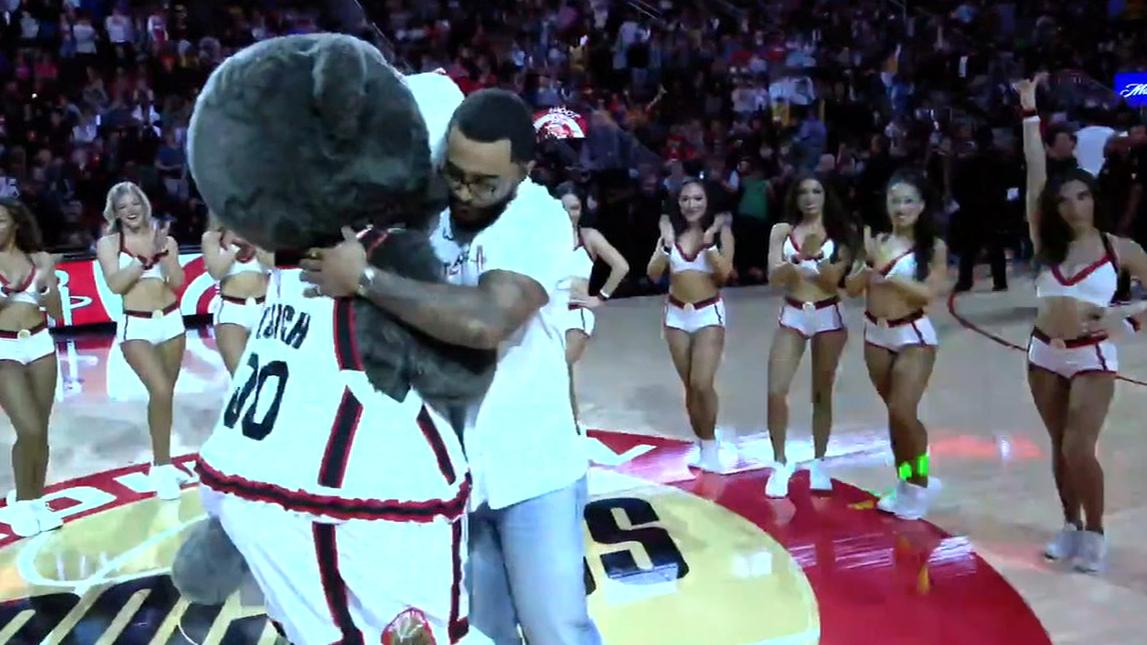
[0,265,41,306]
[119,235,166,281]
[869,248,918,280]
[569,239,594,282]
[668,241,715,274]
[782,230,836,271]
[225,242,272,279]
[1034,235,1119,308]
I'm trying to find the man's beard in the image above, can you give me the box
[448,189,516,235]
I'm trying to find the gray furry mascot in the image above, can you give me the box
[169,32,494,623]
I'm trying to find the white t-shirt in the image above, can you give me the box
[403,70,463,165]
[429,180,586,510]
[73,22,98,54]
[1074,125,1118,178]
[105,14,132,44]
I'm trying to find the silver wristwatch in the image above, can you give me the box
[356,266,378,297]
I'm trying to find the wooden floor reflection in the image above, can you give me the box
[0,277,1144,643]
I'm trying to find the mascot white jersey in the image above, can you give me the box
[198,71,467,516]
[194,65,489,645]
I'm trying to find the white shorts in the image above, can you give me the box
[117,303,186,345]
[1027,330,1118,379]
[664,295,725,333]
[209,488,480,645]
[0,322,54,365]
[562,304,596,336]
[213,294,266,331]
[777,297,846,338]
[863,311,938,352]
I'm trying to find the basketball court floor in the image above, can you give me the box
[0,279,1145,644]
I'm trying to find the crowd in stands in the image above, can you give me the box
[3,0,1147,297]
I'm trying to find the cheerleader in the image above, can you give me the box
[647,179,736,473]
[844,168,947,520]
[556,185,629,426]
[0,198,63,536]
[95,182,189,500]
[1016,75,1147,572]
[202,217,272,375]
[764,175,859,497]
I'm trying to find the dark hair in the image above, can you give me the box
[782,173,859,263]
[1043,124,1076,148]
[554,181,581,201]
[667,178,715,235]
[1036,167,1109,265]
[448,89,537,164]
[0,197,45,253]
[884,168,936,281]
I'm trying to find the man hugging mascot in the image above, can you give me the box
[176,33,498,645]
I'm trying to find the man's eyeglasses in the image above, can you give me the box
[442,162,519,204]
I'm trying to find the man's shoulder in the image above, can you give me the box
[488,181,567,239]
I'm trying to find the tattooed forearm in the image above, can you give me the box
[362,270,507,349]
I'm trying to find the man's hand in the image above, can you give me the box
[300,227,368,298]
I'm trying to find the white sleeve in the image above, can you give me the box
[404,71,464,165]
[476,185,568,298]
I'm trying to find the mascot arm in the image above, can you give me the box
[361,268,546,350]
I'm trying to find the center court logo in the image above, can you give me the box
[0,443,818,644]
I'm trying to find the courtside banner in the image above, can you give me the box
[49,253,220,329]
[1116,72,1147,107]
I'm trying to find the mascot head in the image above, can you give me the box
[187,33,443,250]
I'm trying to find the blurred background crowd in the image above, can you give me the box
[3,0,1147,297]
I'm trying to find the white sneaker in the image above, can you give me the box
[685,443,702,468]
[765,461,794,498]
[893,481,931,520]
[877,481,907,515]
[1072,531,1107,574]
[33,498,62,532]
[150,464,190,500]
[5,499,41,537]
[694,442,738,474]
[1043,524,1081,561]
[805,459,832,492]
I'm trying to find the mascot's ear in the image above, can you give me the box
[171,517,250,605]
[313,35,367,144]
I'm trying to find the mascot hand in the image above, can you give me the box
[171,517,250,605]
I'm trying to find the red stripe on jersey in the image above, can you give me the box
[196,457,470,523]
[360,228,390,257]
[312,524,365,644]
[448,520,469,643]
[417,407,456,485]
[318,389,365,488]
[333,298,363,371]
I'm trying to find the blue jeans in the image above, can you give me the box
[467,476,603,645]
